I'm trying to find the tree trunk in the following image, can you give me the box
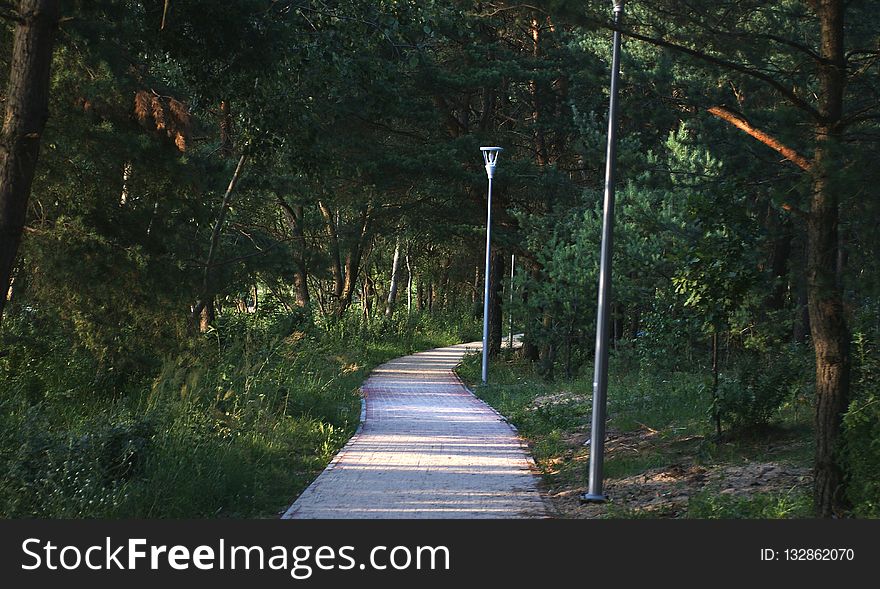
[406,252,412,313]
[764,207,793,313]
[276,196,309,307]
[317,201,343,300]
[0,0,61,326]
[338,206,371,316]
[808,133,850,517]
[200,300,215,332]
[809,0,851,518]
[318,201,342,299]
[193,153,247,331]
[439,257,451,310]
[794,274,810,343]
[473,264,480,305]
[612,302,622,348]
[521,259,541,361]
[385,238,401,317]
[219,100,233,158]
[292,251,310,308]
[539,312,554,378]
[529,14,549,167]
[362,272,374,321]
[711,331,721,438]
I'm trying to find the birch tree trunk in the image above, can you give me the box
[385,238,402,317]
[406,252,412,313]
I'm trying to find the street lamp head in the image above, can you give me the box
[612,0,624,12]
[480,146,503,179]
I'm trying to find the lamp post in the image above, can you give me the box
[480,146,503,385]
[582,0,624,503]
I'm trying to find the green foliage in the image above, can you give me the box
[461,349,814,519]
[841,327,880,517]
[0,405,156,517]
[716,346,813,431]
[0,309,472,517]
[1,0,878,520]
[460,351,710,459]
[628,302,704,375]
[686,489,813,519]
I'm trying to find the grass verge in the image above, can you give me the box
[0,309,478,518]
[458,349,813,519]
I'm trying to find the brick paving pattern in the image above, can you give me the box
[282,342,548,519]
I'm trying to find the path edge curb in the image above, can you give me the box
[449,344,558,519]
[280,389,369,519]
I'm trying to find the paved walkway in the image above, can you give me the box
[282,342,548,519]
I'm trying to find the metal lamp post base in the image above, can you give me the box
[579,493,608,504]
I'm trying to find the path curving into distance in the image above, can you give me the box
[282,342,549,519]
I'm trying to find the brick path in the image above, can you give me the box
[282,342,548,519]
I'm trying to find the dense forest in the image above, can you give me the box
[1,0,878,518]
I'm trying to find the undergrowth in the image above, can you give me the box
[459,347,818,519]
[0,308,477,517]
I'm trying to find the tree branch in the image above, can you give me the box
[707,105,811,219]
[707,106,813,171]
[583,16,824,122]
[160,0,170,30]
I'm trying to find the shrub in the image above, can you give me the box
[841,330,880,517]
[716,346,810,430]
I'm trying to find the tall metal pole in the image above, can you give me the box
[508,253,515,349]
[582,0,624,503]
[480,147,502,385]
[481,176,493,384]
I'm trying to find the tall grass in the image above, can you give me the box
[0,308,477,517]
[459,351,713,443]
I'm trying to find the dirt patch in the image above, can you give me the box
[541,426,811,518]
[560,424,663,456]
[711,462,811,497]
[529,391,589,411]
